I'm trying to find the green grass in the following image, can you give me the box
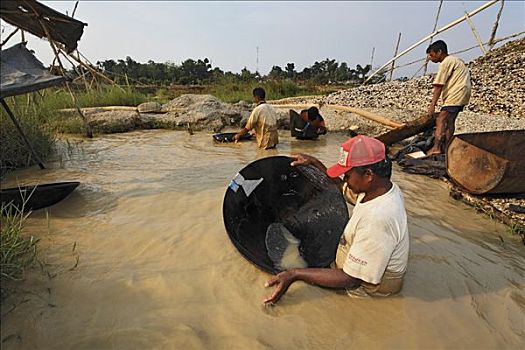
[0,202,38,299]
[1,80,337,175]
[0,96,55,177]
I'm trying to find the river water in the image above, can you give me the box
[1,130,524,349]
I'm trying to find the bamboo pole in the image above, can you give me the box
[423,0,444,75]
[29,5,94,138]
[464,11,487,54]
[387,30,524,73]
[327,105,403,128]
[72,1,79,17]
[1,99,45,169]
[389,33,402,81]
[488,0,505,50]
[66,50,118,86]
[1,28,20,47]
[270,103,403,129]
[58,106,138,113]
[364,0,498,84]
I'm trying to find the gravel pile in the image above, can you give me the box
[321,38,525,132]
[468,38,525,118]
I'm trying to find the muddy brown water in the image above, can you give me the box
[1,130,524,349]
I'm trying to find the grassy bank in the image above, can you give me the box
[0,86,147,173]
[0,203,38,299]
[1,80,338,174]
[138,79,341,104]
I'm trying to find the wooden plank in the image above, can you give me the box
[376,114,435,145]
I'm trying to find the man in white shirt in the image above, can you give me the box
[263,135,409,304]
[426,40,472,156]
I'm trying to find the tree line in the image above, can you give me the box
[93,56,387,85]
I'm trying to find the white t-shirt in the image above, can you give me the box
[335,182,409,285]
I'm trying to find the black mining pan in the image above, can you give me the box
[223,156,349,274]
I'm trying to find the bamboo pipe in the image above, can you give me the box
[270,103,403,129]
[364,0,498,84]
[58,106,138,113]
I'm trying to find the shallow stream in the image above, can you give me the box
[1,130,524,349]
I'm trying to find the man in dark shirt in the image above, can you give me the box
[290,106,327,140]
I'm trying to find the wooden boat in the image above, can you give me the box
[1,181,80,212]
[446,130,525,194]
[212,132,252,143]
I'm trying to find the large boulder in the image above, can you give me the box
[84,109,141,133]
[160,94,244,131]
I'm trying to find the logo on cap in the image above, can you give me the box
[338,147,349,167]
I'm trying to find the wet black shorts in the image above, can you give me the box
[441,105,464,113]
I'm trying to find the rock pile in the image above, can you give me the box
[323,38,525,120]
[467,38,525,118]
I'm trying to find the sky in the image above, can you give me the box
[1,1,524,79]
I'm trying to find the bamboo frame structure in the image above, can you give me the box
[464,11,487,54]
[364,0,498,84]
[389,33,402,81]
[25,1,93,138]
[381,31,524,77]
[423,0,444,75]
[488,0,505,49]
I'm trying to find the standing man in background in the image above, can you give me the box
[234,87,279,149]
[426,40,471,156]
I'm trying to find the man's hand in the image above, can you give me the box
[290,153,316,167]
[263,270,296,305]
[232,133,241,142]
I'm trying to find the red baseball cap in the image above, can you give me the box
[326,135,386,178]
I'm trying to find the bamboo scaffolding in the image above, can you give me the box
[64,49,118,86]
[28,3,93,138]
[364,0,498,84]
[374,30,524,77]
[488,0,505,49]
[389,33,402,81]
[423,0,444,75]
[464,11,487,54]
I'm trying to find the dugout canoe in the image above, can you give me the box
[1,181,80,212]
[446,130,525,194]
[222,156,349,274]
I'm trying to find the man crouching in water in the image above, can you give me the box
[264,135,409,304]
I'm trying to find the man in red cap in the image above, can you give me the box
[263,135,409,304]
